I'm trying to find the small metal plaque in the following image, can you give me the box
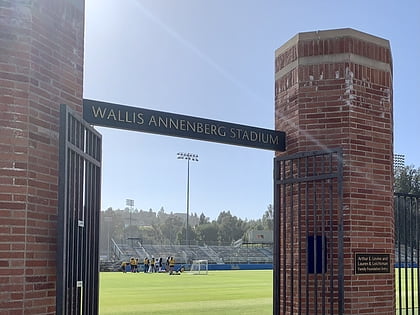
[355,253,390,274]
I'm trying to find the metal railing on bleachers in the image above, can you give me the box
[111,242,273,266]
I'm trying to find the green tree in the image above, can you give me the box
[199,212,210,225]
[107,209,125,243]
[161,215,184,244]
[99,203,276,255]
[137,225,155,244]
[395,165,420,194]
[262,204,274,230]
[216,211,246,244]
[394,165,420,250]
[195,223,219,245]
[176,225,198,245]
[157,207,166,219]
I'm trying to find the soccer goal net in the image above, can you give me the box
[190,259,208,275]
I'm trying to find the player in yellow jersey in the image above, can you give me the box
[150,257,155,273]
[169,256,175,275]
[120,261,127,273]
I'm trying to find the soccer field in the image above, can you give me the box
[100,268,420,314]
[99,270,273,315]
[396,268,419,314]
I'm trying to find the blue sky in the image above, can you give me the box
[84,0,420,220]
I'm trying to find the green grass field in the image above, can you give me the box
[396,268,419,314]
[100,268,420,314]
[99,270,273,315]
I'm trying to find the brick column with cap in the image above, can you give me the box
[275,28,394,314]
[0,0,85,313]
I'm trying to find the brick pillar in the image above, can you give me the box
[0,0,85,313]
[275,29,394,314]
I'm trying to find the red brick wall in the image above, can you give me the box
[275,29,394,314]
[0,0,84,313]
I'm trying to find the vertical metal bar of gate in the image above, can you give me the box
[337,153,344,315]
[273,159,280,314]
[417,196,419,315]
[57,104,102,315]
[312,155,318,315]
[274,149,344,314]
[395,193,420,315]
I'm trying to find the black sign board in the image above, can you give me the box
[83,99,286,151]
[355,253,390,274]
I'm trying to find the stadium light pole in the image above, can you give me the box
[177,152,199,246]
[125,199,134,243]
[126,199,134,226]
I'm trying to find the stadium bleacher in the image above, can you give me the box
[100,241,273,271]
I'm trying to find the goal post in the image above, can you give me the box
[190,259,208,275]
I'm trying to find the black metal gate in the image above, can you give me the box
[274,149,344,314]
[395,193,420,314]
[57,104,102,314]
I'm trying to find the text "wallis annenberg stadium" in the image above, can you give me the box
[83,99,286,151]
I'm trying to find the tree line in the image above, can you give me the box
[99,164,419,255]
[394,165,420,195]
[99,204,274,254]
